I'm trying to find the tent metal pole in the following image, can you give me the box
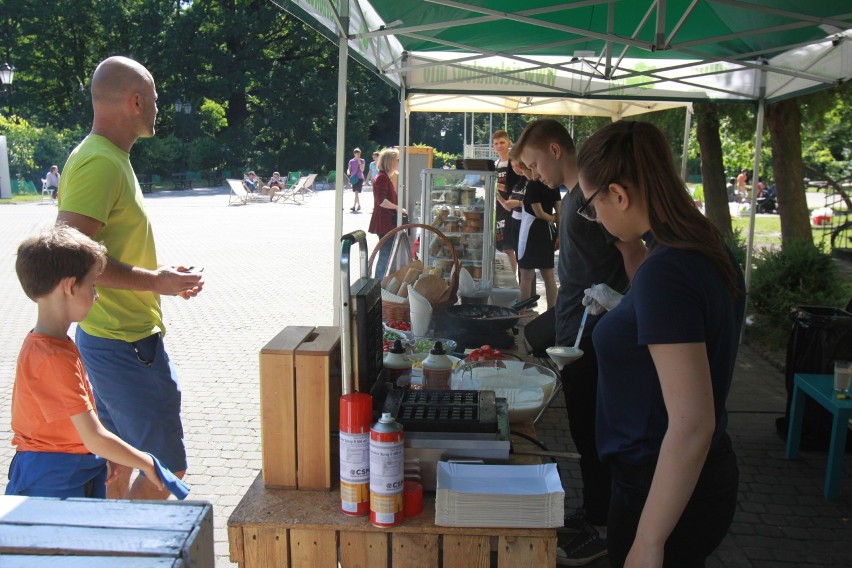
[332,4,349,327]
[463,112,467,157]
[680,104,692,181]
[405,102,410,223]
[398,85,406,228]
[744,98,766,317]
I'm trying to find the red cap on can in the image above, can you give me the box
[340,393,373,432]
[404,481,423,517]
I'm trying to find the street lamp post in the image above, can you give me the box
[0,62,15,116]
[173,98,194,171]
[173,98,193,115]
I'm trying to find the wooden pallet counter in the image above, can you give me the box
[228,473,556,568]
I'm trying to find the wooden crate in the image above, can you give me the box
[259,326,341,490]
[228,474,556,568]
[0,496,213,567]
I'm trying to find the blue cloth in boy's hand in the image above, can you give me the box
[141,453,190,500]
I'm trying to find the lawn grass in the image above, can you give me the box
[731,216,783,249]
[0,194,45,204]
[0,179,212,204]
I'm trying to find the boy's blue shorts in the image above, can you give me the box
[76,329,187,473]
[5,451,108,498]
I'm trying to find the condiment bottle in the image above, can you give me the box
[383,339,412,389]
[422,341,453,390]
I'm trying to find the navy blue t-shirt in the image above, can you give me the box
[593,234,745,466]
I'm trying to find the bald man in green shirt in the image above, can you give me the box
[57,56,204,500]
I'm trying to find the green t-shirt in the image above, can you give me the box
[58,134,164,341]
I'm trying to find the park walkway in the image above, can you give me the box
[0,186,849,567]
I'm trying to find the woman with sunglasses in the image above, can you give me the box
[578,120,744,568]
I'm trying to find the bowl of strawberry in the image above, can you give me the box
[385,320,412,332]
[461,344,515,364]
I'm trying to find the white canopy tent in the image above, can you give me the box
[406,94,689,117]
[272,0,852,324]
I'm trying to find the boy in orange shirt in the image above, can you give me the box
[6,225,172,498]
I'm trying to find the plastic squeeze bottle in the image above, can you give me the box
[383,340,412,389]
[422,341,453,389]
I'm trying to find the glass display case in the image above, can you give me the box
[419,169,496,283]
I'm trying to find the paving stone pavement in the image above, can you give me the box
[0,186,850,567]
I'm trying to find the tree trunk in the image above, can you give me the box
[694,103,732,240]
[767,98,812,247]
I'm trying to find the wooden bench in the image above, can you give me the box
[207,171,225,187]
[138,174,154,194]
[0,495,213,566]
[171,172,194,190]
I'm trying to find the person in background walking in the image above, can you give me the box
[579,121,743,568]
[56,55,204,501]
[366,151,380,185]
[349,148,365,212]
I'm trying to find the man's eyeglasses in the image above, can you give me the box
[577,185,606,222]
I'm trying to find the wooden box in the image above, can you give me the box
[0,495,213,567]
[260,326,342,490]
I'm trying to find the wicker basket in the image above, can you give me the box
[381,299,411,323]
[369,223,461,321]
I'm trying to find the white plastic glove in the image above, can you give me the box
[582,283,623,315]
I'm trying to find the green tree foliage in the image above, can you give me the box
[704,104,775,181]
[800,83,852,182]
[3,0,398,179]
[0,115,85,185]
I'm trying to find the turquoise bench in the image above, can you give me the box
[785,373,852,499]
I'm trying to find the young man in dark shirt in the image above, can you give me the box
[513,119,646,566]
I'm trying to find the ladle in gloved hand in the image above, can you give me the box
[546,305,590,370]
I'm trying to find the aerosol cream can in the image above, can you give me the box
[339,392,372,516]
[369,413,405,527]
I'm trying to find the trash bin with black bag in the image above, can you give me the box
[776,306,852,451]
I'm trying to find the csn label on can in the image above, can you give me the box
[339,431,370,483]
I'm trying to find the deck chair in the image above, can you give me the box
[40,179,53,203]
[295,173,317,198]
[297,173,318,197]
[286,171,301,186]
[272,176,307,204]
[226,179,250,205]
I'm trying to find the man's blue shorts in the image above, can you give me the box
[76,328,187,473]
[5,451,108,498]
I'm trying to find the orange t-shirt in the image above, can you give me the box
[11,333,95,454]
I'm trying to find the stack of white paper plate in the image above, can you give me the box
[434,462,564,528]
